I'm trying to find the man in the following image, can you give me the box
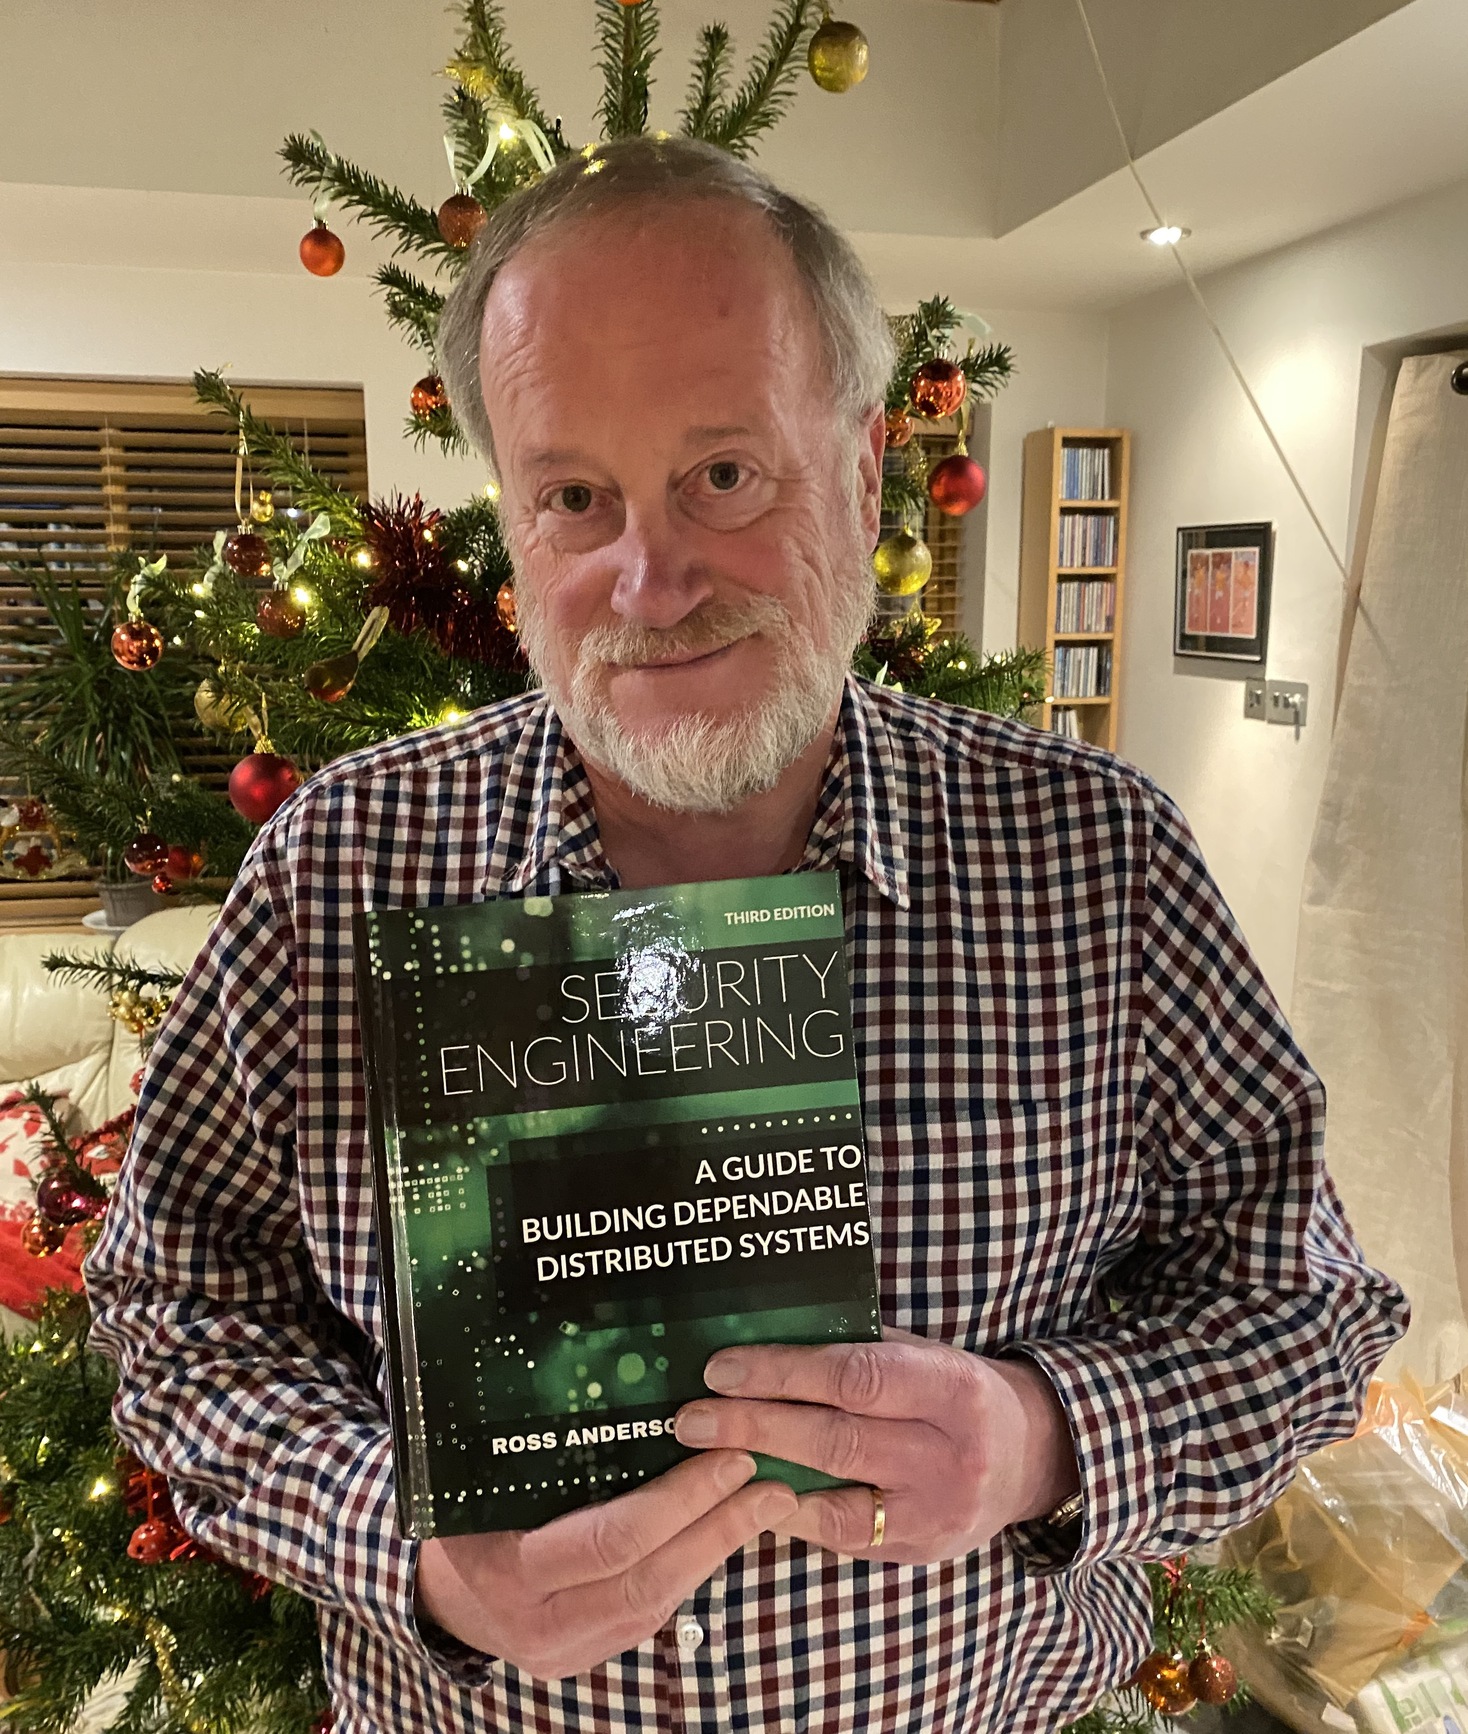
[87,137,1406,1732]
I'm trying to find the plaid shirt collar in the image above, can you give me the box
[488,673,911,911]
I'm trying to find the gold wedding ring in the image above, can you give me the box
[869,1487,886,1550]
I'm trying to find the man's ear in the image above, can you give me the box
[855,406,886,552]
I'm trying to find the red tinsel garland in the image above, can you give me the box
[361,494,524,672]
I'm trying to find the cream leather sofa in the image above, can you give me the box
[0,905,218,1125]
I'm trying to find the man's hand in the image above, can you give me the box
[671,1335,1080,1566]
[414,1449,796,1679]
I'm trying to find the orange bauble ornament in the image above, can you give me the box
[437,192,487,250]
[411,375,448,418]
[299,221,345,277]
[20,1213,67,1258]
[165,845,205,882]
[495,582,518,632]
[256,590,306,639]
[884,409,915,449]
[910,358,967,420]
[1133,1652,1196,1717]
[110,620,164,671]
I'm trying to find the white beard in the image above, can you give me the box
[517,577,874,816]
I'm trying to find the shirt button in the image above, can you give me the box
[675,1615,705,1656]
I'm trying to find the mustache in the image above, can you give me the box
[572,593,793,670]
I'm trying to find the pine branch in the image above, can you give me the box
[192,371,364,532]
[41,952,186,999]
[960,341,1015,401]
[443,83,494,189]
[680,24,734,139]
[451,0,560,142]
[12,1083,74,1159]
[596,0,660,139]
[375,264,444,353]
[278,132,459,267]
[700,0,821,159]
[405,404,472,457]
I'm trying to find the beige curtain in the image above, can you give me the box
[1292,350,1468,1380]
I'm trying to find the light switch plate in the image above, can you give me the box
[1243,679,1267,721]
[1265,680,1309,726]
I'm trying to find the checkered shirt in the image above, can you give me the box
[85,676,1407,1734]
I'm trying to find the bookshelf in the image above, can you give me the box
[1018,427,1131,752]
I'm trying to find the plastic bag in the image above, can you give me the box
[1221,1369,1468,1723]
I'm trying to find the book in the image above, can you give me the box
[353,872,881,1539]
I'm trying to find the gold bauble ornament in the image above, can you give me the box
[249,490,275,524]
[872,528,933,596]
[193,680,256,735]
[808,15,869,93]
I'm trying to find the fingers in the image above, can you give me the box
[702,1338,979,1420]
[543,1477,798,1664]
[521,1448,758,1593]
[674,1398,930,1488]
[772,1486,889,1558]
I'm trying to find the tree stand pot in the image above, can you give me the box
[98,880,172,928]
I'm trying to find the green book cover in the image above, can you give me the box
[353,872,881,1538]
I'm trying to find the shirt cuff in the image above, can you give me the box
[320,1429,497,1690]
[1000,1339,1163,1576]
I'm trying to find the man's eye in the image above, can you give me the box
[707,461,742,493]
[555,484,594,514]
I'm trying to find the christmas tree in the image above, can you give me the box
[0,1,1037,890]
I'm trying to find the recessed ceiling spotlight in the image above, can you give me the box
[1142,224,1190,246]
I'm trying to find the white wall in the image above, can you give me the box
[0,182,489,506]
[1102,172,1468,1006]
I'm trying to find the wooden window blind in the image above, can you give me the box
[0,377,368,683]
[879,423,966,633]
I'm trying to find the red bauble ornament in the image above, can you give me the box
[1188,1650,1238,1706]
[411,374,448,418]
[123,832,169,876]
[884,408,915,449]
[165,845,205,882]
[20,1212,67,1257]
[304,651,359,704]
[36,1173,97,1228]
[436,192,486,250]
[127,1517,176,1565]
[256,589,306,639]
[1133,1652,1196,1717]
[299,221,345,277]
[151,872,174,895]
[495,582,517,632]
[223,529,272,579]
[110,620,164,672]
[228,753,302,824]
[909,358,967,420]
[927,452,987,516]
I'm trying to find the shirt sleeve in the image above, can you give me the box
[1006,784,1409,1574]
[83,842,493,1689]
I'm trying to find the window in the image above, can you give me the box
[0,377,368,685]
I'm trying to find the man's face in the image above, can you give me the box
[477,200,884,812]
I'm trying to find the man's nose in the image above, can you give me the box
[607,502,712,629]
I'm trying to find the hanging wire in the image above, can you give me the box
[1072,0,1349,587]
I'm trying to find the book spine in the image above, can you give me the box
[352,913,438,1539]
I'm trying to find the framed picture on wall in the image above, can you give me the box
[1174,521,1274,662]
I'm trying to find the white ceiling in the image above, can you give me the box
[856,0,1468,309]
[1,0,1465,311]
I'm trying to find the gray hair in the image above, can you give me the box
[437,135,894,469]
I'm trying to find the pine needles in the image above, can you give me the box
[193,371,364,533]
[685,0,823,157]
[597,0,660,139]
